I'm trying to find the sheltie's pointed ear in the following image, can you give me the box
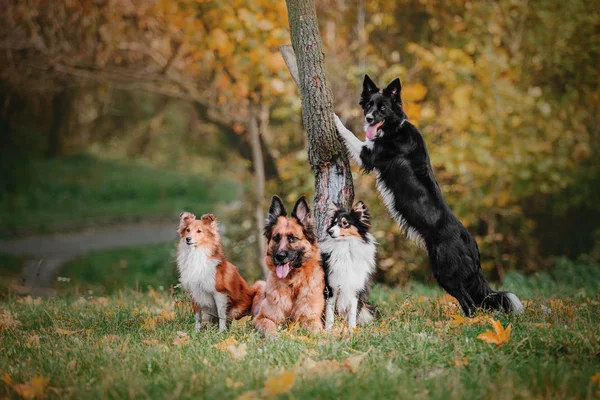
[200,213,217,227]
[352,201,370,227]
[326,202,340,225]
[178,212,196,235]
[360,74,380,107]
[383,78,402,104]
[264,195,287,238]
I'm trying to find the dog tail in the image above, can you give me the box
[250,280,266,317]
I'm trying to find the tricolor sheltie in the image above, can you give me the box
[321,201,379,331]
[177,212,265,331]
[253,196,325,337]
[334,74,524,317]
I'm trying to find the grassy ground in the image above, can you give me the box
[0,154,239,238]
[1,260,599,399]
[0,253,22,292]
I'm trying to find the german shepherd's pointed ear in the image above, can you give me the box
[292,196,312,226]
[352,201,371,227]
[264,195,287,238]
[292,196,316,243]
[178,212,196,235]
[360,74,380,107]
[383,78,402,105]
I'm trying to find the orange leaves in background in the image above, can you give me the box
[448,314,489,328]
[4,374,49,400]
[262,371,296,398]
[213,337,248,360]
[477,319,511,346]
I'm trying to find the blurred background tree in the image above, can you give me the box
[0,0,598,291]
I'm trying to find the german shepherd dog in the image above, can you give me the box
[254,196,325,336]
[334,75,524,317]
[321,201,379,331]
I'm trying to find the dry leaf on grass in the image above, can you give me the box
[226,378,243,389]
[141,317,155,330]
[0,311,22,331]
[448,314,489,328]
[528,322,553,328]
[591,372,600,386]
[17,296,42,306]
[12,375,49,400]
[450,358,469,368]
[477,319,511,346]
[55,328,78,335]
[160,310,175,321]
[213,336,247,359]
[342,352,368,372]
[26,334,40,348]
[173,335,190,346]
[142,339,160,346]
[263,370,295,397]
[231,315,252,329]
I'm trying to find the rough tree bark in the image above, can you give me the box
[249,102,269,278]
[282,0,354,239]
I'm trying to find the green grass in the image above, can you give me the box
[58,243,179,295]
[0,253,22,292]
[0,154,240,237]
[1,260,599,399]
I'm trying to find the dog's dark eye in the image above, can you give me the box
[197,230,201,233]
[341,220,349,228]
[273,234,281,243]
[380,105,386,111]
[186,228,190,233]
[288,235,297,243]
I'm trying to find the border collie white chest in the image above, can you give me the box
[321,202,379,331]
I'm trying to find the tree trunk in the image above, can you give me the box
[46,89,68,158]
[283,0,355,240]
[249,102,269,278]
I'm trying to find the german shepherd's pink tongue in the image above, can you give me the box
[366,121,384,140]
[276,263,290,279]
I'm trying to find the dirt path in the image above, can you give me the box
[0,222,176,296]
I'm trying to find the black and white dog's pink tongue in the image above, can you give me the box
[276,263,290,279]
[365,121,384,140]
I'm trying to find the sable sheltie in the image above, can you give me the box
[177,212,265,331]
[334,75,524,317]
[321,201,380,331]
[253,196,325,337]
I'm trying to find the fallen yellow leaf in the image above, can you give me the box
[26,334,40,349]
[12,375,49,400]
[160,310,175,321]
[450,358,469,368]
[141,317,155,330]
[262,370,295,397]
[477,320,511,346]
[226,378,243,389]
[591,372,600,386]
[173,336,190,346]
[226,343,247,360]
[142,339,160,346]
[342,353,368,372]
[231,315,252,329]
[528,322,553,328]
[2,370,12,385]
[213,336,239,351]
[55,328,77,335]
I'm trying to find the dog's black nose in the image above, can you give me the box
[274,252,287,263]
[328,228,335,235]
[186,237,192,243]
[366,115,374,123]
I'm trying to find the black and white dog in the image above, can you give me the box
[333,74,524,317]
[321,201,379,331]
